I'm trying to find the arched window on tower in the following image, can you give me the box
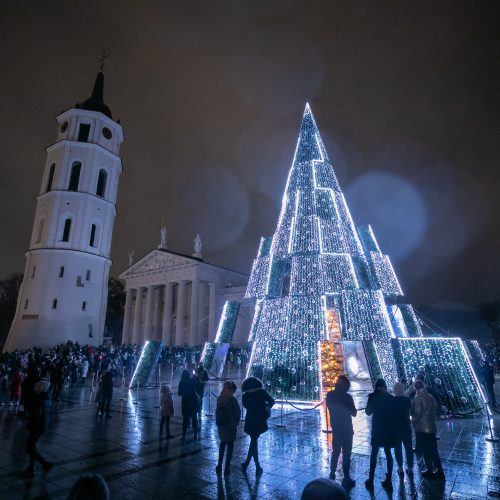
[46,164,55,192]
[35,218,45,244]
[68,162,81,191]
[96,169,107,197]
[62,218,72,242]
[89,224,97,247]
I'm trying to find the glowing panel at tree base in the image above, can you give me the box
[243,104,484,405]
[129,340,163,389]
[394,337,485,414]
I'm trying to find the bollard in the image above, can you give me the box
[205,390,214,417]
[322,400,332,433]
[170,362,174,386]
[485,403,499,442]
[276,398,286,428]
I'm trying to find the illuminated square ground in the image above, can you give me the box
[0,368,498,499]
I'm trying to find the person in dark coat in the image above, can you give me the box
[480,361,497,407]
[215,380,241,475]
[241,377,275,475]
[21,380,53,478]
[326,375,356,489]
[365,378,395,491]
[393,382,414,477]
[97,366,113,417]
[21,364,41,417]
[178,369,199,441]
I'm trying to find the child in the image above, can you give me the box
[159,385,174,439]
[216,381,241,475]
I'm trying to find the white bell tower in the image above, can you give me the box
[4,68,124,351]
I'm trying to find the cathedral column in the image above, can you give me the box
[122,288,134,344]
[197,282,206,345]
[175,280,187,346]
[208,282,216,341]
[143,285,155,342]
[132,287,144,344]
[161,282,173,345]
[189,279,199,346]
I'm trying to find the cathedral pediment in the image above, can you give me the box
[119,249,196,278]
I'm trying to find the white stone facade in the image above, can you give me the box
[4,75,123,352]
[119,249,252,346]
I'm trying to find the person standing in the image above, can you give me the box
[21,380,53,478]
[326,375,356,489]
[241,377,275,475]
[365,378,396,491]
[97,366,113,418]
[10,363,24,406]
[81,357,89,384]
[393,382,414,477]
[215,380,241,475]
[178,369,199,441]
[411,380,445,481]
[159,385,174,439]
[480,361,497,407]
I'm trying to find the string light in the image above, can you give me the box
[240,104,482,408]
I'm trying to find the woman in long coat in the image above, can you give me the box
[365,378,396,491]
[215,380,241,475]
[241,377,275,475]
[177,370,199,441]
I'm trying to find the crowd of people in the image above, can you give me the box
[0,340,496,498]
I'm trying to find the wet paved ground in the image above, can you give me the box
[0,367,499,499]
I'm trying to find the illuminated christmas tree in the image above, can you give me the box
[244,104,484,410]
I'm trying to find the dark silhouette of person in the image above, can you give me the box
[393,382,414,477]
[215,380,241,475]
[178,369,199,441]
[365,378,395,491]
[301,477,348,500]
[241,377,275,475]
[97,366,113,417]
[21,380,53,478]
[326,375,356,489]
[66,473,109,500]
[480,361,496,407]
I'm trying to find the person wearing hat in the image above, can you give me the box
[365,378,396,491]
[326,375,357,489]
[21,379,53,478]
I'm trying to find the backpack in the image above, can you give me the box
[216,401,231,426]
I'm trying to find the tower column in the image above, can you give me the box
[122,288,134,344]
[132,287,144,344]
[208,282,216,341]
[189,279,199,346]
[162,282,174,345]
[175,280,187,346]
[143,285,155,342]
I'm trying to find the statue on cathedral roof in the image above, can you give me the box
[193,234,202,259]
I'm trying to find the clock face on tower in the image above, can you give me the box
[102,127,112,139]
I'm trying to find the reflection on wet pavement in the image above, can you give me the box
[0,367,499,499]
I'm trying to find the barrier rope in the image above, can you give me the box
[285,398,325,410]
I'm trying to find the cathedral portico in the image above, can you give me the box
[119,246,250,346]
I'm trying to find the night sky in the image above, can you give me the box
[1,1,499,311]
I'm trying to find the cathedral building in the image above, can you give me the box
[119,235,251,346]
[3,70,123,352]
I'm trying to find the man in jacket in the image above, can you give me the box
[21,380,53,478]
[326,375,356,489]
[97,366,113,417]
[411,380,445,481]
